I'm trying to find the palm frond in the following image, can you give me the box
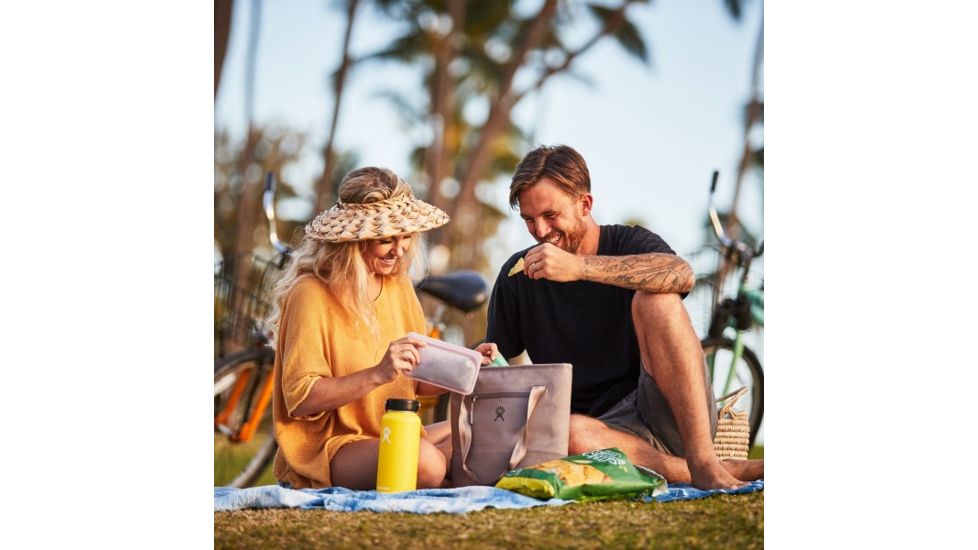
[611,16,650,65]
[722,0,744,21]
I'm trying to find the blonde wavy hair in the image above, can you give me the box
[266,167,428,343]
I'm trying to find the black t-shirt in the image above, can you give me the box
[486,224,676,416]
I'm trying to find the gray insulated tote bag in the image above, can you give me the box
[449,363,572,486]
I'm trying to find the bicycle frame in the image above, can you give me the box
[705,171,764,397]
[711,279,764,397]
[215,357,276,443]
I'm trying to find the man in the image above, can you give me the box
[486,145,763,489]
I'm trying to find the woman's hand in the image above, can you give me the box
[474,342,501,366]
[374,336,426,384]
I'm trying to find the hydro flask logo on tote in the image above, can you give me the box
[495,406,505,421]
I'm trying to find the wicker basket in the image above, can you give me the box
[713,386,751,460]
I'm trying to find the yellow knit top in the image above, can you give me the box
[271,273,426,489]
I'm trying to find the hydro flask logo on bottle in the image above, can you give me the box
[382,426,392,444]
[494,406,505,421]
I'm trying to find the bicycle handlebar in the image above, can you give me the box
[707,171,730,246]
[263,173,290,255]
[708,170,763,258]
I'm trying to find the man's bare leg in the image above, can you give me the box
[569,414,763,483]
[632,292,761,489]
[569,415,692,482]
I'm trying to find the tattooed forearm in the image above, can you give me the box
[582,254,694,293]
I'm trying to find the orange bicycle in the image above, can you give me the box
[214,175,487,487]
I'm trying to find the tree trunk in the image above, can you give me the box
[231,0,263,305]
[424,45,449,213]
[727,4,763,240]
[215,0,235,98]
[424,0,466,251]
[232,128,261,259]
[314,0,361,214]
[713,3,763,308]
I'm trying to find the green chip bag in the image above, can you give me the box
[495,447,667,501]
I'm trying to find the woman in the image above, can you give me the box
[267,167,498,490]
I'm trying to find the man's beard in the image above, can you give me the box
[539,218,587,254]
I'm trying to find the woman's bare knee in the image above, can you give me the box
[416,440,447,489]
[423,420,451,445]
[330,438,380,490]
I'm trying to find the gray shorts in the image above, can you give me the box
[596,368,718,457]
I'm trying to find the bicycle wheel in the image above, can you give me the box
[701,337,764,448]
[214,347,277,488]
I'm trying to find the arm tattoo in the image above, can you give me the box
[583,253,694,293]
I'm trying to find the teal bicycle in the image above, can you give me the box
[701,171,764,447]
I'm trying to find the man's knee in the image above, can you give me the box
[568,414,608,455]
[631,292,701,365]
[416,441,447,489]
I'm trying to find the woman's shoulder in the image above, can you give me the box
[286,275,333,307]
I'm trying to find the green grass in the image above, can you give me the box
[749,444,764,459]
[215,435,278,487]
[215,445,763,548]
[215,492,762,549]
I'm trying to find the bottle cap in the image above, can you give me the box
[385,398,420,412]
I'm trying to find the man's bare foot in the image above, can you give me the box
[721,458,764,481]
[688,457,746,490]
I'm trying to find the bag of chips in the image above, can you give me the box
[495,447,667,501]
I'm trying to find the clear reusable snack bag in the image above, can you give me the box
[405,332,482,395]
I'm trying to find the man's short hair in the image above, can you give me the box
[509,145,591,208]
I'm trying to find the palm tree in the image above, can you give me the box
[452,0,652,245]
[366,0,653,270]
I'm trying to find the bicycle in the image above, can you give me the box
[700,170,765,448]
[214,174,488,488]
[214,173,291,488]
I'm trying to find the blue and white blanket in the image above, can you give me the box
[214,480,763,514]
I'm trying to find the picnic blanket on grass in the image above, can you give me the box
[214,480,763,513]
[643,479,764,503]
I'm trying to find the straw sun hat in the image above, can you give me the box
[305,192,450,243]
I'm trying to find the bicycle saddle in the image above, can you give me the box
[415,270,488,313]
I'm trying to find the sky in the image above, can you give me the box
[215,0,765,270]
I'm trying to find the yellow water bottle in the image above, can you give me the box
[375,398,421,493]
